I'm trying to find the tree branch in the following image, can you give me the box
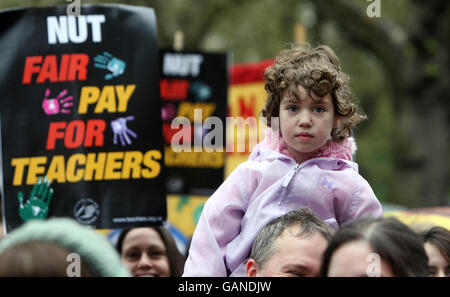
[315,0,411,92]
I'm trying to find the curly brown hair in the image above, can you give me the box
[262,43,366,142]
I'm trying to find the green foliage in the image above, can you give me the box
[1,0,447,207]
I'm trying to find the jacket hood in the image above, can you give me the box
[249,128,357,163]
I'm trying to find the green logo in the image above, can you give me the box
[18,176,53,221]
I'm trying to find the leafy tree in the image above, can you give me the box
[314,0,449,207]
[1,0,448,207]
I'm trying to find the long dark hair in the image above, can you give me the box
[422,226,450,263]
[116,226,185,277]
[320,217,429,277]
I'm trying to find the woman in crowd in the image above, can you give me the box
[116,226,185,277]
[320,217,429,277]
[421,226,450,277]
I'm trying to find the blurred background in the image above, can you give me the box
[1,0,449,243]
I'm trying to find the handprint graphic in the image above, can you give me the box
[94,51,126,80]
[190,80,212,101]
[111,116,137,146]
[18,176,53,222]
[161,103,177,122]
[42,89,74,115]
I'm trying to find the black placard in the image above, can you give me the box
[160,49,228,195]
[0,4,166,232]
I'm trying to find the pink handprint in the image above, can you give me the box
[42,89,74,115]
[161,103,177,122]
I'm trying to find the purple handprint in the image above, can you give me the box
[42,89,74,115]
[111,116,137,146]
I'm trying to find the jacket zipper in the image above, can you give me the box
[282,164,300,187]
[279,164,300,206]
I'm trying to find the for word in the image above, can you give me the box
[23,53,88,84]
[46,119,105,150]
[47,15,105,44]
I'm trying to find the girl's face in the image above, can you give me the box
[279,85,337,163]
[121,228,170,277]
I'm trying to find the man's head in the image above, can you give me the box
[246,208,333,277]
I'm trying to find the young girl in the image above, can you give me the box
[183,44,383,276]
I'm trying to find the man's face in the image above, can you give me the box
[247,226,328,277]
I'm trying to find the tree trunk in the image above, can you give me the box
[394,101,449,207]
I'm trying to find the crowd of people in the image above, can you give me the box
[0,43,448,277]
[0,209,448,277]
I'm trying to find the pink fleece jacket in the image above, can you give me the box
[183,129,382,277]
